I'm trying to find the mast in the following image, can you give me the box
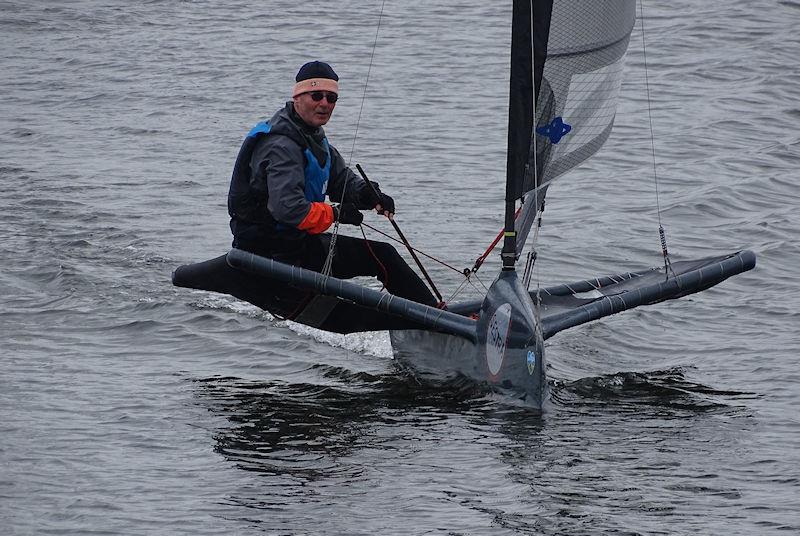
[503,0,552,270]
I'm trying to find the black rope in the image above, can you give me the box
[639,0,676,281]
[325,0,387,276]
[360,222,463,275]
[355,165,443,303]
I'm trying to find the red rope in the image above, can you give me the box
[357,203,522,302]
[472,206,523,272]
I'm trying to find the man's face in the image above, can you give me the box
[293,91,337,127]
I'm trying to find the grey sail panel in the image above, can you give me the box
[530,0,636,190]
[510,1,636,252]
[537,250,756,339]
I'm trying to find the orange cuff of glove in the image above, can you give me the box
[297,202,334,234]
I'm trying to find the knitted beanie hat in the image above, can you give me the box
[292,61,339,97]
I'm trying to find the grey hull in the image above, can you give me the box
[392,269,548,408]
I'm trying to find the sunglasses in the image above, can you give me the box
[308,91,338,104]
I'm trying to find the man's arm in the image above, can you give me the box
[326,145,378,209]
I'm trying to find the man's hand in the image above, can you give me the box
[375,192,395,217]
[333,203,363,226]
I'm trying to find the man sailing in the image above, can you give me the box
[227,61,437,306]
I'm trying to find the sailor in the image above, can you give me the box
[227,61,437,306]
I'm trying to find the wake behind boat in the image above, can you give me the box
[173,1,755,408]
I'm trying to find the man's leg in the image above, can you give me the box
[331,235,437,306]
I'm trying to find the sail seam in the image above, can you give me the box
[545,32,636,59]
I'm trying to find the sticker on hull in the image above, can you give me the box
[527,350,537,375]
[486,303,512,379]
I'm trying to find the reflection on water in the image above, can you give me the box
[193,363,758,534]
[196,365,752,483]
[3,0,798,532]
[551,366,756,414]
[194,365,495,478]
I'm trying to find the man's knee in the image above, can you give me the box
[370,240,400,261]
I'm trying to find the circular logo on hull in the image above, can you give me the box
[486,303,512,379]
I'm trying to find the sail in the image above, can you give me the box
[507,0,637,251]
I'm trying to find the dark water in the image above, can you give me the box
[2,1,798,534]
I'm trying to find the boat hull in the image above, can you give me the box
[390,270,547,408]
[389,330,547,408]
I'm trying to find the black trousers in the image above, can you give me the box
[326,234,437,306]
[237,232,437,307]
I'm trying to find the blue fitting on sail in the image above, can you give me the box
[536,117,572,144]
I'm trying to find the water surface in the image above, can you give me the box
[1,1,798,534]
